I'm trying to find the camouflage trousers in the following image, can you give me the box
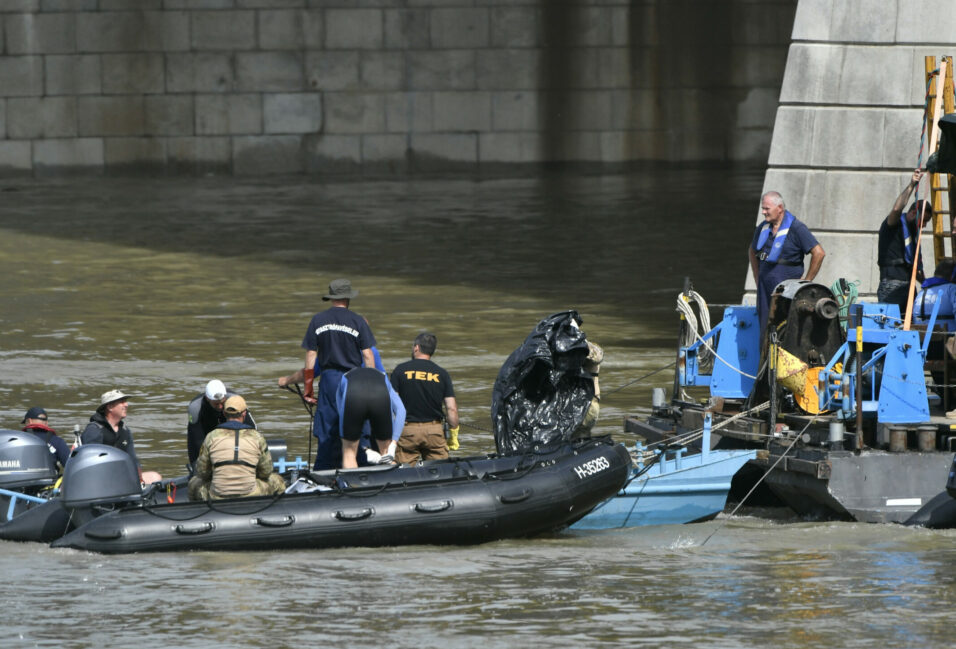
[187,472,286,501]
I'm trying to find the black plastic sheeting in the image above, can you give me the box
[491,310,595,454]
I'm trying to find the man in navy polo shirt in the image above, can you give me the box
[300,279,377,470]
[748,191,826,335]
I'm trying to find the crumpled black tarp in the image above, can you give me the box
[491,310,595,455]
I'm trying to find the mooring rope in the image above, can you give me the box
[634,400,771,455]
[699,413,819,547]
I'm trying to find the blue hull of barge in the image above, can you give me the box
[571,447,755,529]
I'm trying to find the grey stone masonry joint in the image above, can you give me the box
[0,0,802,175]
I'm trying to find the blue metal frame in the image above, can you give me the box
[817,302,933,424]
[680,306,759,399]
[0,487,47,521]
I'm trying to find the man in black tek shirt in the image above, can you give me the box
[390,332,459,464]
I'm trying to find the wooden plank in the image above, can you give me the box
[933,56,954,261]
[905,57,948,330]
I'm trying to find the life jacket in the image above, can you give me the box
[23,423,59,457]
[207,424,262,497]
[86,413,131,452]
[901,213,918,264]
[755,211,795,263]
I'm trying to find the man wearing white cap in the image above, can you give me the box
[82,389,162,484]
[188,395,285,500]
[186,379,256,466]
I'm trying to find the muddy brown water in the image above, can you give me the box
[1,169,953,648]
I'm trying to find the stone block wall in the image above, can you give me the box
[752,0,956,299]
[0,0,796,176]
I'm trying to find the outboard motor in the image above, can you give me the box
[0,431,58,522]
[60,444,142,527]
[0,430,57,490]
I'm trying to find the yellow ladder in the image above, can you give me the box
[925,55,955,264]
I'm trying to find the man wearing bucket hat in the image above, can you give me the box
[186,379,257,467]
[82,390,163,484]
[188,395,285,500]
[299,278,377,470]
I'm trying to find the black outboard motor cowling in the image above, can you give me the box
[0,430,57,489]
[61,444,142,508]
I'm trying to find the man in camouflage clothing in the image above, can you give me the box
[187,395,286,500]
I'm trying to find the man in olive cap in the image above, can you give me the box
[188,395,285,500]
[298,278,377,470]
[185,379,256,466]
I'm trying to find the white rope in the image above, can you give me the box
[676,290,759,381]
[676,290,713,361]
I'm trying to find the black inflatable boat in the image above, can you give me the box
[2,434,630,553]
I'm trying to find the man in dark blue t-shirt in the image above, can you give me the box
[299,279,376,470]
[748,191,826,335]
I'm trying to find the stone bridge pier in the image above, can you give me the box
[0,1,796,176]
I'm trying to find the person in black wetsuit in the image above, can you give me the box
[336,367,405,469]
[186,379,256,468]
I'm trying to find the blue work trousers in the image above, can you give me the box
[757,262,802,336]
[312,369,344,470]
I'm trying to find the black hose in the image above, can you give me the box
[282,383,314,467]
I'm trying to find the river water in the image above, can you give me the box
[1,168,954,648]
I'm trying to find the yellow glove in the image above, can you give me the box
[447,426,460,451]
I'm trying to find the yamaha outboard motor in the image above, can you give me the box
[60,444,143,527]
[0,431,58,523]
[0,430,58,490]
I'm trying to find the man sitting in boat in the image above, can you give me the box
[187,395,286,500]
[20,406,70,471]
[186,379,256,468]
[82,390,162,485]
